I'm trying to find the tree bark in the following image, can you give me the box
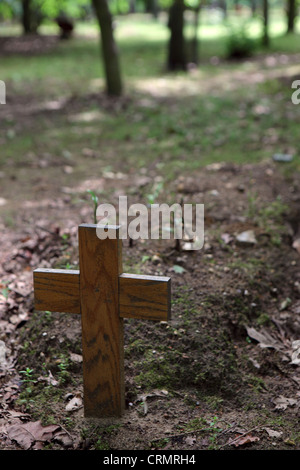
[220,0,228,19]
[129,0,136,13]
[145,0,159,18]
[250,0,257,16]
[286,0,297,33]
[22,0,33,34]
[167,0,187,71]
[262,0,269,46]
[21,0,43,35]
[190,4,201,65]
[92,0,123,96]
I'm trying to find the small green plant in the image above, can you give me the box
[87,189,99,224]
[256,313,271,326]
[127,338,146,355]
[247,375,267,393]
[185,417,207,431]
[245,194,289,246]
[57,354,70,384]
[150,438,170,449]
[203,395,224,410]
[1,287,9,300]
[19,368,36,396]
[258,196,288,225]
[207,416,223,449]
[95,437,110,450]
[63,417,75,429]
[1,280,10,300]
[146,181,163,205]
[61,233,69,248]
[246,191,259,220]
[258,196,289,245]
[20,367,34,382]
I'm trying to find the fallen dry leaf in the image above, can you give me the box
[221,233,233,245]
[273,396,298,411]
[65,395,83,412]
[246,326,283,351]
[38,370,59,386]
[232,433,260,447]
[6,420,60,450]
[53,430,73,448]
[264,427,283,439]
[185,436,196,446]
[292,238,300,255]
[290,340,300,366]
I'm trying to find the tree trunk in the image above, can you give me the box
[190,5,201,65]
[21,0,43,35]
[219,0,227,19]
[250,0,257,16]
[22,0,33,34]
[145,0,159,18]
[262,0,269,46]
[287,0,296,33]
[129,0,136,13]
[152,0,159,19]
[167,0,187,71]
[92,0,123,96]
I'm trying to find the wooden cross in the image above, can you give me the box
[33,224,171,418]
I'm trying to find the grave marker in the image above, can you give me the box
[33,224,171,417]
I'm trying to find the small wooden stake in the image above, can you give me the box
[33,224,171,418]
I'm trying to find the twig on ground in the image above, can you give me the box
[218,425,261,449]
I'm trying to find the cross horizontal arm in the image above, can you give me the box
[34,268,171,322]
[119,273,171,322]
[33,268,80,314]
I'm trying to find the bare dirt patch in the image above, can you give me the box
[0,34,59,56]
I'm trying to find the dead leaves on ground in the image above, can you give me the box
[0,225,76,340]
[230,433,260,448]
[272,395,299,411]
[246,300,300,367]
[3,419,73,450]
[0,226,80,450]
[226,426,285,448]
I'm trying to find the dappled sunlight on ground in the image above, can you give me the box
[132,53,300,97]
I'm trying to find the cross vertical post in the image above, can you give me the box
[78,224,124,417]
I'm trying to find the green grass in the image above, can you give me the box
[1,9,300,83]
[0,10,300,184]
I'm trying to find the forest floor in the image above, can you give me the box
[1,30,300,451]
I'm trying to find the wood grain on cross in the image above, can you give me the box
[33,224,171,418]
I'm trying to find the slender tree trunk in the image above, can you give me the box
[286,0,296,33]
[145,0,159,18]
[190,4,201,65]
[129,0,136,13]
[250,0,257,16]
[152,0,159,19]
[92,0,123,96]
[262,0,269,46]
[167,0,187,71]
[22,0,33,34]
[21,0,42,34]
[220,0,227,19]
